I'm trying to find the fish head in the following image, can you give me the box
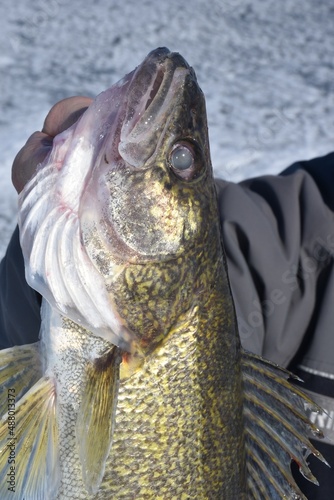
[19,48,222,355]
[81,47,214,262]
[81,48,223,355]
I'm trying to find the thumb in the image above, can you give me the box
[12,96,93,193]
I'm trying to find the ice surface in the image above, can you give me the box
[0,0,333,257]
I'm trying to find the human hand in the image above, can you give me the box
[12,96,93,193]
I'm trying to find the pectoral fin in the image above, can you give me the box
[0,343,42,416]
[76,345,121,494]
[0,374,59,500]
[242,350,328,500]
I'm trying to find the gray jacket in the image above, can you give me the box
[217,153,334,375]
[217,152,334,499]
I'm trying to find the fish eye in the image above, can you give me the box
[170,145,194,171]
[169,142,202,181]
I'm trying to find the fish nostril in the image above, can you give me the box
[145,68,165,112]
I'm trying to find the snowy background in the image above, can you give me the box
[0,0,333,257]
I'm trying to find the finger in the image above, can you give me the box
[12,132,53,193]
[42,96,93,137]
[12,96,93,193]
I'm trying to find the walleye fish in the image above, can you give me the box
[0,48,327,499]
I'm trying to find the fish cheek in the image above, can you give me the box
[105,166,190,258]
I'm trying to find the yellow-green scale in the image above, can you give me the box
[97,273,247,499]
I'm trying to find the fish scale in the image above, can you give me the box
[41,311,111,499]
[97,297,246,499]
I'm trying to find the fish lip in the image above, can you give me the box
[96,48,195,170]
[113,47,197,169]
[121,47,193,139]
[145,47,191,72]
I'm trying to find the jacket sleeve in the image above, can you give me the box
[0,226,41,349]
[216,152,334,369]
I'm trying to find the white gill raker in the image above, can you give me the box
[18,164,58,240]
[72,221,130,345]
[24,207,68,307]
[58,212,103,323]
[44,209,71,307]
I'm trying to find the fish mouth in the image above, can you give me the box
[124,47,191,133]
[116,47,195,167]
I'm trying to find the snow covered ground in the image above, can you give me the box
[0,0,333,257]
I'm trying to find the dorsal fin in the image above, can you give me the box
[242,350,329,499]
